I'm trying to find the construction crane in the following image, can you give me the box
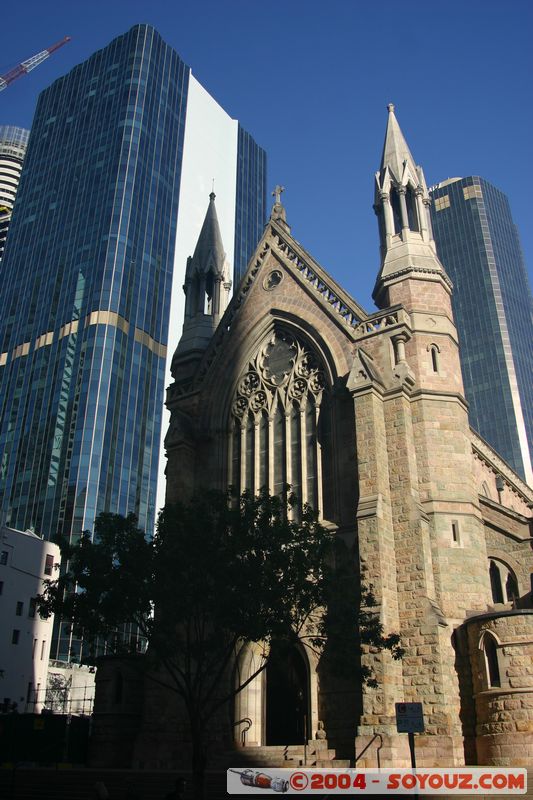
[0,37,71,93]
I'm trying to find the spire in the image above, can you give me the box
[172,193,232,376]
[188,191,227,278]
[373,104,450,307]
[380,103,418,185]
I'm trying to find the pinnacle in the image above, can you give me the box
[380,103,418,183]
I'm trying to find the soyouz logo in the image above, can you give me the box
[226,767,527,794]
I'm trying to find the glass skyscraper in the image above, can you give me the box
[234,126,268,285]
[430,176,533,484]
[0,25,266,658]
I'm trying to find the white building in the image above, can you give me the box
[0,126,29,261]
[0,522,60,712]
[46,660,96,715]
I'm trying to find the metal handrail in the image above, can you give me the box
[233,717,252,747]
[354,732,383,769]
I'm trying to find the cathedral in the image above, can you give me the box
[91,107,533,769]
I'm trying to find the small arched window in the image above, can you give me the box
[483,633,501,688]
[430,344,440,373]
[489,558,519,604]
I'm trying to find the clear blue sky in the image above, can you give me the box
[1,0,532,310]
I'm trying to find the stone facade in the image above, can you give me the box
[90,107,533,769]
[463,612,533,766]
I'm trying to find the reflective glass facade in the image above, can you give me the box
[430,177,533,482]
[234,125,267,284]
[0,24,187,553]
[0,24,266,659]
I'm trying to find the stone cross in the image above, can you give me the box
[272,185,285,205]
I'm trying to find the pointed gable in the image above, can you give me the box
[190,196,372,395]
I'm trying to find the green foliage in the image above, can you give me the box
[38,512,153,650]
[38,488,402,716]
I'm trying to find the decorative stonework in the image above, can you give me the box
[347,347,385,393]
[355,311,400,337]
[228,330,330,510]
[472,432,533,508]
[273,230,365,329]
[231,331,325,420]
[263,269,283,291]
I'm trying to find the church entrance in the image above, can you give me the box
[265,643,309,745]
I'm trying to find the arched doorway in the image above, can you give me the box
[266,642,309,745]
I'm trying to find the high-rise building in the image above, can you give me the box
[0,126,29,261]
[0,24,266,659]
[430,177,533,484]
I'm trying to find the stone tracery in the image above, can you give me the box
[229,330,328,514]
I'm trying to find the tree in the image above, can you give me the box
[45,672,71,714]
[38,490,401,798]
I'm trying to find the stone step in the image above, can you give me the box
[215,741,346,769]
[239,744,307,753]
[316,758,351,768]
[219,757,300,769]
[233,741,332,755]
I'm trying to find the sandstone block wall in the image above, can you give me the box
[465,611,533,766]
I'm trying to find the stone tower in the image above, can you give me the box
[356,103,495,765]
[166,192,232,501]
[172,191,232,380]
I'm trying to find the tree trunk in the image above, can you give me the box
[190,720,208,800]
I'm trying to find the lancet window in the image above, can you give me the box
[489,558,519,605]
[229,331,330,517]
[390,188,402,234]
[482,633,501,688]
[406,186,420,232]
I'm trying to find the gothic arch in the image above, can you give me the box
[478,628,503,648]
[233,641,266,747]
[487,554,520,604]
[479,631,502,688]
[427,342,441,373]
[486,549,522,587]
[226,325,334,517]
[198,311,339,436]
[233,638,319,747]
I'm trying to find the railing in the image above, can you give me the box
[11,684,96,715]
[355,733,383,769]
[233,717,252,747]
[355,312,399,337]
